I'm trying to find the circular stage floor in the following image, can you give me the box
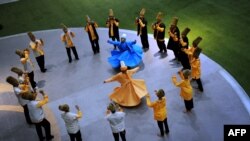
[0,28,249,141]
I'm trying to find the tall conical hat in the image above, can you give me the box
[11,67,23,76]
[86,15,91,22]
[27,32,34,38]
[61,23,67,30]
[59,104,70,112]
[193,47,202,58]
[121,33,127,39]
[181,27,191,36]
[156,89,165,98]
[183,69,191,79]
[109,9,114,17]
[120,60,128,71]
[192,36,202,47]
[140,8,146,16]
[156,12,163,20]
[171,17,178,26]
[15,49,25,58]
[6,76,19,87]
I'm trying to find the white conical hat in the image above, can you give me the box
[120,61,127,71]
[121,33,127,39]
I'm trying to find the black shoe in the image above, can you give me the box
[199,89,204,92]
[41,69,47,73]
[76,58,79,60]
[46,135,54,141]
[39,137,45,141]
[157,133,164,137]
[69,60,72,63]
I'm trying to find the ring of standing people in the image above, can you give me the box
[5,8,204,141]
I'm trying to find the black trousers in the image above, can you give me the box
[69,130,82,141]
[140,34,149,49]
[111,36,120,49]
[28,71,36,89]
[36,55,46,72]
[156,40,167,52]
[23,104,32,124]
[180,53,191,70]
[157,118,169,136]
[90,39,100,53]
[184,99,194,111]
[66,47,79,61]
[172,42,180,60]
[112,130,126,141]
[195,78,204,92]
[35,118,53,141]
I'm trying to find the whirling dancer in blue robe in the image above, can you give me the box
[107,33,143,69]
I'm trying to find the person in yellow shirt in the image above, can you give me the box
[182,36,202,62]
[172,69,193,112]
[61,24,79,63]
[191,47,204,92]
[20,48,37,90]
[146,89,169,137]
[27,32,47,73]
[85,15,100,54]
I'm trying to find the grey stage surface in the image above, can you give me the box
[0,28,249,141]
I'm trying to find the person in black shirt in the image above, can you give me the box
[106,9,120,50]
[136,8,149,50]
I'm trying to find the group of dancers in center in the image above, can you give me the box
[5,8,205,141]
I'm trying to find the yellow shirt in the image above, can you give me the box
[172,77,193,100]
[86,22,98,41]
[183,46,196,61]
[191,58,201,79]
[29,39,44,57]
[61,31,75,47]
[37,95,49,108]
[146,96,167,121]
